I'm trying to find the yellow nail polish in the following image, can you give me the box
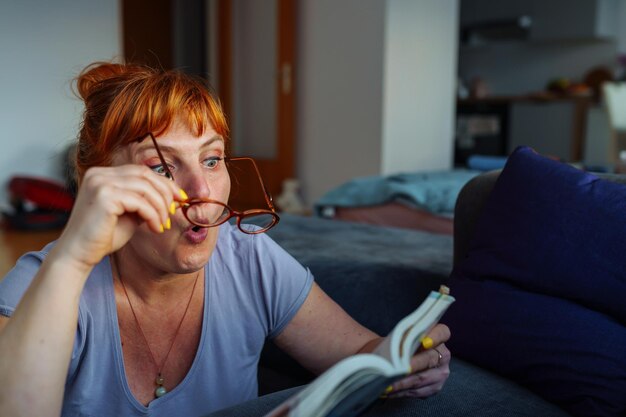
[170,202,176,215]
[159,224,165,233]
[180,189,189,200]
[384,385,393,394]
[422,336,434,349]
[165,218,171,230]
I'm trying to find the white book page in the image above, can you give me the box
[277,354,396,417]
[372,291,443,369]
[400,294,455,365]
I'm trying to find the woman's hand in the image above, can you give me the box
[54,164,185,271]
[387,324,451,398]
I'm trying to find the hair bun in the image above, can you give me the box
[75,62,147,101]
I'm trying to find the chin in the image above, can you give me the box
[173,231,217,272]
[175,250,211,273]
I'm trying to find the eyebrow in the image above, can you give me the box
[136,135,225,155]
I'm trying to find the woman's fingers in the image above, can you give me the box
[420,324,451,349]
[388,324,453,399]
[56,165,188,267]
[390,343,451,398]
[409,342,451,374]
[89,165,184,225]
[388,376,447,398]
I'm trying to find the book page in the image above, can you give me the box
[372,289,454,370]
[265,354,395,417]
[401,295,454,364]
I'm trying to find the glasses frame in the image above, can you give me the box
[138,133,280,234]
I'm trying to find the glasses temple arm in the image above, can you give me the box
[228,157,277,212]
[148,133,176,182]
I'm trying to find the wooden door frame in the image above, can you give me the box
[216,0,296,199]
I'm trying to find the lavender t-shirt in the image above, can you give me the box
[0,222,313,416]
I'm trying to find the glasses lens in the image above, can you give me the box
[185,201,230,227]
[238,212,278,233]
[226,158,271,212]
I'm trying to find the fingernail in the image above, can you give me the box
[422,337,434,349]
[384,385,393,394]
[170,202,176,215]
[180,189,189,200]
[165,218,171,230]
[159,224,165,233]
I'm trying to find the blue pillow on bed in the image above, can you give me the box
[445,146,626,417]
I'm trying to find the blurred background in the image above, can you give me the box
[2,0,626,214]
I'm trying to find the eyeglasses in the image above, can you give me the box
[138,133,280,234]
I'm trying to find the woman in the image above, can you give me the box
[0,62,451,416]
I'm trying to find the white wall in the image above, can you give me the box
[381,0,458,175]
[297,0,459,205]
[297,0,386,205]
[0,0,121,207]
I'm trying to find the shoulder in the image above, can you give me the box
[215,222,290,263]
[0,241,56,315]
[213,223,314,336]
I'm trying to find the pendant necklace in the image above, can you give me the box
[115,255,201,399]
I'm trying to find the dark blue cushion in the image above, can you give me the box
[445,147,626,417]
[455,146,626,323]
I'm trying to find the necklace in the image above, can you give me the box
[115,255,201,399]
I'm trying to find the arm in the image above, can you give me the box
[0,250,93,417]
[273,283,451,398]
[273,282,381,375]
[0,165,183,417]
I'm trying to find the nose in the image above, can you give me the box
[179,167,211,199]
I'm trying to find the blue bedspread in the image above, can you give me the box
[315,170,480,215]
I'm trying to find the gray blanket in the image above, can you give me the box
[266,214,453,334]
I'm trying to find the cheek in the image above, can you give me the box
[222,174,231,202]
[210,171,230,203]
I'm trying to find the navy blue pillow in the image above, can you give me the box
[455,147,626,323]
[446,278,626,417]
[446,147,626,417]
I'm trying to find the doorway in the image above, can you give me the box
[214,0,296,206]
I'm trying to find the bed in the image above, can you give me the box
[314,169,481,235]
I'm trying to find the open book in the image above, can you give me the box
[265,286,455,417]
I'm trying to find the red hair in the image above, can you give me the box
[73,62,228,182]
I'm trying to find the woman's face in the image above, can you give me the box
[112,119,230,274]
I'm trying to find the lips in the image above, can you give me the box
[183,225,208,244]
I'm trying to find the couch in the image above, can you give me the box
[208,147,626,417]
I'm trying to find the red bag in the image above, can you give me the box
[3,176,74,230]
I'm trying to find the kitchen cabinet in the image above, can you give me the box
[456,95,591,164]
[461,0,619,43]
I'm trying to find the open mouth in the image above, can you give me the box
[184,224,209,244]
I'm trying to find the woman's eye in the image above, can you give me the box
[150,164,171,176]
[203,157,221,169]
